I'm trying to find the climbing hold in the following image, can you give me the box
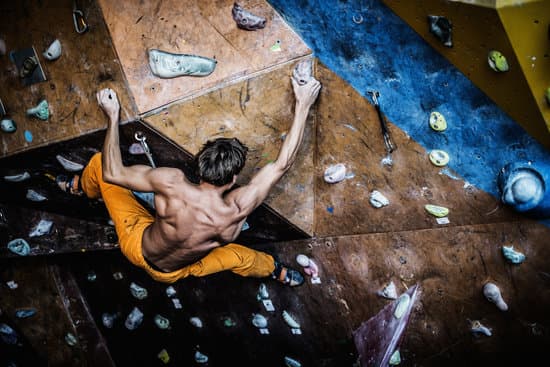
[154,314,170,329]
[194,350,208,364]
[488,50,509,72]
[19,56,38,78]
[129,142,145,155]
[285,356,302,367]
[129,282,148,300]
[29,219,53,237]
[56,155,84,172]
[483,282,508,311]
[427,15,453,47]
[148,49,217,78]
[15,308,37,318]
[4,171,30,182]
[257,283,269,300]
[292,58,313,86]
[377,281,398,300]
[252,313,268,328]
[499,164,545,214]
[26,100,49,120]
[64,332,78,346]
[324,163,347,183]
[389,349,401,365]
[429,149,449,167]
[24,130,33,142]
[470,320,492,337]
[429,111,447,132]
[124,307,144,330]
[502,245,526,264]
[1,118,16,133]
[0,323,18,345]
[282,310,300,329]
[222,316,236,327]
[270,39,282,52]
[112,271,124,280]
[393,294,410,319]
[101,313,117,328]
[157,349,170,364]
[296,254,320,279]
[166,285,176,297]
[424,204,449,218]
[232,3,266,31]
[189,317,203,328]
[7,238,30,256]
[369,190,390,208]
[43,39,62,61]
[87,271,96,281]
[26,189,47,202]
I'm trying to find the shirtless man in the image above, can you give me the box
[63,74,321,285]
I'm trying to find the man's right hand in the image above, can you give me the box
[291,76,321,109]
[96,88,120,123]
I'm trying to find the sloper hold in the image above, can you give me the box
[353,284,420,367]
[148,49,217,78]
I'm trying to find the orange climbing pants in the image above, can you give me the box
[80,153,275,283]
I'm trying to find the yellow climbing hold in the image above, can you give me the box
[157,349,170,364]
[425,204,449,217]
[429,111,447,132]
[429,149,449,167]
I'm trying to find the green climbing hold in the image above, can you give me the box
[488,50,509,72]
[389,350,401,365]
[26,100,49,120]
[393,294,410,319]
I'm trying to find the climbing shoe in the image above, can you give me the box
[272,260,304,287]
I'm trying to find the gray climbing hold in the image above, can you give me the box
[148,49,217,78]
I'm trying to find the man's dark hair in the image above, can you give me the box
[196,138,248,186]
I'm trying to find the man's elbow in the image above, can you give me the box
[102,169,120,185]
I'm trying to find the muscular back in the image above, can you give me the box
[140,168,247,272]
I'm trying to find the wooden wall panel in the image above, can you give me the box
[314,63,522,237]
[97,0,311,114]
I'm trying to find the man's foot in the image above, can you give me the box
[272,260,304,287]
[56,174,84,196]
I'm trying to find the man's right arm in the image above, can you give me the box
[228,77,321,217]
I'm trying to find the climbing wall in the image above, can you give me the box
[0,0,136,157]
[2,0,550,366]
[381,0,550,149]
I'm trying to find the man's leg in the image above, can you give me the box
[79,153,155,270]
[188,244,304,286]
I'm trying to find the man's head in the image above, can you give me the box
[196,138,248,186]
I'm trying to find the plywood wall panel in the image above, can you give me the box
[314,63,522,237]
[98,0,311,114]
